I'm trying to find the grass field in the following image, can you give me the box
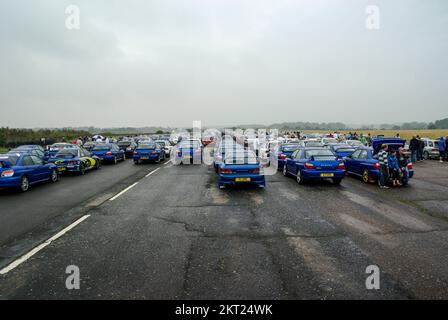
[0,147,8,153]
[302,130,448,140]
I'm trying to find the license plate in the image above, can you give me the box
[235,177,251,182]
[184,155,192,159]
[141,156,149,160]
[320,173,334,177]
[57,167,66,172]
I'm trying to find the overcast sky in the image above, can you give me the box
[0,0,447,128]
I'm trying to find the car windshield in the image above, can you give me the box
[93,144,110,150]
[224,151,258,164]
[282,144,300,151]
[323,139,337,144]
[50,144,70,149]
[305,149,336,160]
[137,144,156,150]
[118,141,131,147]
[155,141,167,146]
[55,149,78,157]
[0,154,19,166]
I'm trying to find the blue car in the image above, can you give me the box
[217,150,265,189]
[328,143,356,158]
[174,140,202,165]
[282,148,346,185]
[344,138,414,185]
[0,153,59,192]
[277,143,301,169]
[213,139,245,172]
[91,143,126,164]
[48,148,101,175]
[133,142,166,164]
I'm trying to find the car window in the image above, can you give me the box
[31,156,43,165]
[351,150,362,159]
[359,150,368,160]
[23,156,34,166]
[291,150,299,159]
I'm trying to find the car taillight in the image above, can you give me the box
[68,161,78,165]
[374,162,381,169]
[151,151,158,154]
[252,168,261,174]
[304,162,315,169]
[220,168,233,174]
[176,150,182,156]
[407,162,413,169]
[106,151,113,155]
[432,148,438,152]
[279,154,287,159]
[1,169,14,177]
[338,163,345,170]
[134,151,138,155]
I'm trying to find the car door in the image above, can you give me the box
[22,155,40,183]
[31,155,49,181]
[355,150,369,175]
[345,149,361,173]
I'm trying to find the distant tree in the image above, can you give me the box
[155,130,164,134]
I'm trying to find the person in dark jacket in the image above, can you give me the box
[439,136,447,162]
[409,136,419,164]
[417,136,425,161]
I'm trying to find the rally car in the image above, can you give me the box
[49,148,101,175]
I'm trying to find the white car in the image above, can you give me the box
[155,140,173,157]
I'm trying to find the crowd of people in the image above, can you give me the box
[409,135,448,163]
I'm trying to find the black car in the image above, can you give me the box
[117,140,137,157]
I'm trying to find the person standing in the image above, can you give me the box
[378,144,390,189]
[409,136,419,164]
[417,136,425,161]
[439,136,446,163]
[388,151,402,187]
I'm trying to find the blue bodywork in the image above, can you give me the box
[283,148,346,184]
[277,143,301,169]
[217,151,265,189]
[91,143,125,163]
[344,138,414,184]
[328,143,356,158]
[0,153,57,191]
[133,143,165,163]
[175,141,202,164]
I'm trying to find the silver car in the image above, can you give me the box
[422,139,439,160]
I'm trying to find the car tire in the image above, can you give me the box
[296,170,305,185]
[362,169,370,183]
[423,152,429,160]
[333,178,342,186]
[49,170,58,183]
[79,164,86,175]
[95,160,101,170]
[20,176,29,192]
[282,165,288,177]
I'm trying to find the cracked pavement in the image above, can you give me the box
[1,160,448,299]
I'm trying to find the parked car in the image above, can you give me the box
[300,140,324,148]
[82,141,98,151]
[118,140,138,157]
[345,140,365,148]
[174,140,202,165]
[422,139,440,160]
[155,140,173,158]
[48,148,101,175]
[0,152,58,192]
[282,148,346,185]
[321,137,338,146]
[344,138,414,185]
[213,139,245,171]
[133,142,166,164]
[217,150,265,189]
[91,143,126,164]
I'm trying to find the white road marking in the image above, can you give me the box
[146,167,161,177]
[109,182,139,201]
[0,215,91,275]
[164,160,173,166]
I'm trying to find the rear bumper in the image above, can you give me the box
[301,169,346,179]
[134,154,159,161]
[0,176,21,187]
[218,174,266,186]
